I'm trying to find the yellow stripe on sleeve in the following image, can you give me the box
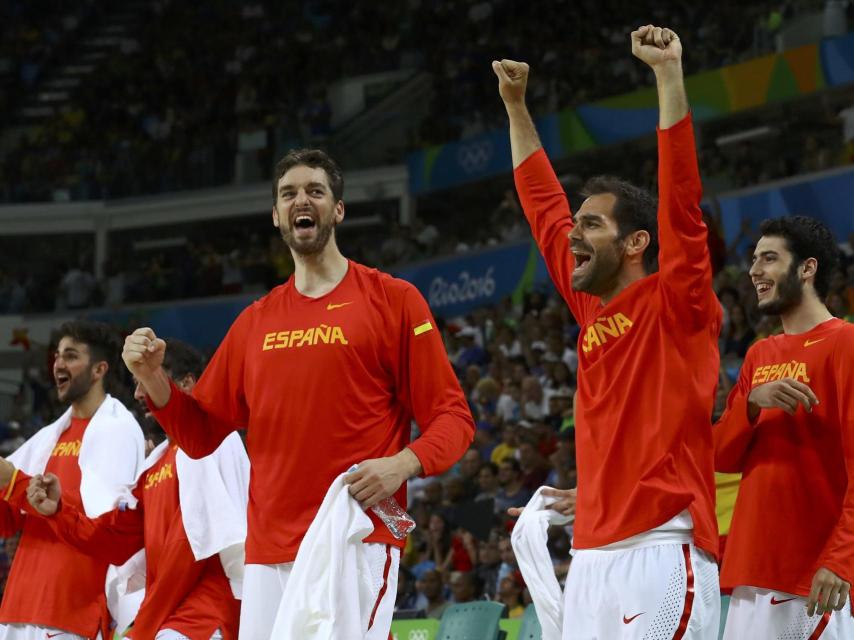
[3,468,19,501]
[413,321,433,336]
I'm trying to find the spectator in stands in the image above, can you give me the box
[722,302,756,359]
[491,424,519,464]
[416,569,451,619]
[517,439,550,492]
[475,538,502,599]
[449,571,481,604]
[455,449,483,499]
[498,575,525,618]
[494,458,531,514]
[475,462,500,503]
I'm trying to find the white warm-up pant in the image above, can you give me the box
[722,586,854,640]
[238,543,400,640]
[155,630,222,639]
[0,625,102,640]
[563,543,720,639]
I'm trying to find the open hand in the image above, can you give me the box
[807,567,850,616]
[748,378,819,418]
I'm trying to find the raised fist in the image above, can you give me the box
[492,59,530,105]
[27,473,61,516]
[122,327,167,381]
[631,25,682,69]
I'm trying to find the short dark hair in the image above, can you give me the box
[759,216,839,298]
[163,339,205,381]
[272,148,344,202]
[54,320,122,391]
[580,176,659,274]
[481,462,499,475]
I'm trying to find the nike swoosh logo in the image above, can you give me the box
[46,634,66,639]
[326,302,353,310]
[623,612,644,624]
[770,596,797,605]
[803,338,825,347]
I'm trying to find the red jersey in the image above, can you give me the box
[0,418,110,637]
[514,115,721,555]
[150,262,475,563]
[715,318,854,596]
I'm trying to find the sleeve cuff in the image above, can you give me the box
[656,112,693,135]
[145,378,180,416]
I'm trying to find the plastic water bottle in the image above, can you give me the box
[348,465,416,540]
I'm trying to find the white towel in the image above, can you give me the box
[8,394,145,517]
[105,548,146,633]
[177,432,250,598]
[270,473,375,639]
[131,433,250,599]
[511,487,572,640]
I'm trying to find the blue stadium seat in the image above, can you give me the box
[436,601,505,640]
[517,604,543,640]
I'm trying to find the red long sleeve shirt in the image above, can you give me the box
[0,417,111,638]
[514,115,721,556]
[715,318,854,596]
[6,445,239,639]
[150,262,475,564]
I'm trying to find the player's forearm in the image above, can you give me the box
[712,393,755,473]
[504,102,543,169]
[139,367,172,408]
[147,379,235,458]
[47,502,144,565]
[655,63,688,129]
[408,411,474,476]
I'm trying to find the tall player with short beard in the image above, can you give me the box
[715,216,854,639]
[0,321,145,639]
[122,149,475,638]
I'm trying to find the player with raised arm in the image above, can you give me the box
[495,25,721,639]
[123,149,475,638]
[715,216,854,639]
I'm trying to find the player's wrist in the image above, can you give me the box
[653,61,683,84]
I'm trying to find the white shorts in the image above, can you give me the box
[722,586,854,640]
[0,626,102,640]
[155,630,222,640]
[238,543,399,640]
[564,543,720,639]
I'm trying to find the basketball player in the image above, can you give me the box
[715,216,853,639]
[494,25,721,638]
[26,340,248,639]
[123,149,475,638]
[0,321,145,639]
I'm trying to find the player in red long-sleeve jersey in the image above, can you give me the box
[495,25,721,639]
[0,321,144,640]
[715,216,854,639]
[122,149,476,638]
[24,340,243,640]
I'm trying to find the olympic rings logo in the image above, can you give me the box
[456,140,494,174]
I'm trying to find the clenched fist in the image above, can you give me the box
[631,25,682,69]
[123,328,167,382]
[28,473,61,516]
[492,59,530,105]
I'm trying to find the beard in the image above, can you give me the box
[58,370,95,405]
[571,241,624,296]
[279,216,336,256]
[757,261,803,316]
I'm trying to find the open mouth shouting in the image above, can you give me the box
[292,211,317,238]
[572,248,593,278]
[55,371,71,394]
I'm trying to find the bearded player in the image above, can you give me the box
[715,216,853,639]
[0,321,144,639]
[122,149,475,638]
[495,25,721,639]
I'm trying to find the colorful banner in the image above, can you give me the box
[390,617,521,640]
[394,240,548,318]
[717,166,854,244]
[408,33,854,194]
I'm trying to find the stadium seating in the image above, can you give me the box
[436,601,505,640]
[517,604,543,640]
